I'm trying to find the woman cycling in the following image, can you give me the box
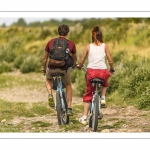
[77,25,115,125]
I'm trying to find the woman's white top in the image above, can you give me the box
[87,43,107,69]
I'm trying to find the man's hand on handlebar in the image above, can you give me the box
[72,64,82,70]
[72,64,78,69]
[42,69,46,75]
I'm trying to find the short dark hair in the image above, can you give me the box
[58,24,69,36]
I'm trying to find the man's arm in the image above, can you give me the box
[72,53,77,67]
[79,44,89,68]
[42,51,49,73]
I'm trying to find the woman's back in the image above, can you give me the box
[87,43,107,69]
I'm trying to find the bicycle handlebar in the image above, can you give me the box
[73,64,115,75]
[72,64,86,72]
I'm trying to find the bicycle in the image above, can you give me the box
[75,65,112,132]
[89,68,115,131]
[89,78,104,132]
[50,72,69,126]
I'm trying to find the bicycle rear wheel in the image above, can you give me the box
[56,91,62,125]
[61,91,69,125]
[89,94,99,132]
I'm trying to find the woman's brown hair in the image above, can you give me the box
[92,26,103,43]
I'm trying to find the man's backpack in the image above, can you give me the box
[49,38,74,69]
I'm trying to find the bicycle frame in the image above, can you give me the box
[90,83,100,116]
[51,72,69,125]
[89,78,104,132]
[54,75,66,111]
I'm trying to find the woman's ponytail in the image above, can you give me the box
[92,25,103,43]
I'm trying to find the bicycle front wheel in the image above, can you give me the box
[89,94,99,132]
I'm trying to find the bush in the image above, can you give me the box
[38,28,51,39]
[107,70,121,94]
[13,54,27,69]
[0,37,24,63]
[0,46,16,63]
[138,86,150,109]
[71,69,79,84]
[118,58,150,99]
[0,62,12,73]
[112,50,127,63]
[20,55,41,73]
[75,71,86,97]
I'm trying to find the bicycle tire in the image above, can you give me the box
[89,94,99,132]
[61,90,69,124]
[56,91,62,126]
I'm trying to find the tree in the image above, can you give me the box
[12,18,27,26]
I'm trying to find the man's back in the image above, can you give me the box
[45,37,76,70]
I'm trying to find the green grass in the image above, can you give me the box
[0,99,54,119]
[0,97,86,132]
[0,72,45,90]
[98,119,127,131]
[31,121,52,127]
[112,120,127,129]
[0,99,55,132]
[106,91,139,108]
[31,102,54,115]
[0,99,28,120]
[0,97,89,132]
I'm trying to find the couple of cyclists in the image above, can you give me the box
[42,24,115,125]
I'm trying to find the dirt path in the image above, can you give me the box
[1,87,150,132]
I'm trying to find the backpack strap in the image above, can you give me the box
[51,38,58,50]
[52,38,68,49]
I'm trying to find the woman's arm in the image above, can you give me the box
[105,44,115,71]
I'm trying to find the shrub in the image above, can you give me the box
[138,86,150,109]
[0,62,12,73]
[75,71,86,96]
[71,69,79,84]
[112,50,127,63]
[107,70,121,94]
[13,54,27,69]
[118,58,150,99]
[0,45,16,63]
[20,55,41,73]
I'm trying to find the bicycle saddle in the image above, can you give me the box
[90,78,104,84]
[50,72,65,77]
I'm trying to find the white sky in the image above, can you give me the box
[0,17,82,26]
[1,13,150,26]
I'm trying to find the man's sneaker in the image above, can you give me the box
[98,111,103,119]
[67,108,74,116]
[79,116,87,125]
[101,98,107,108]
[48,94,55,107]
